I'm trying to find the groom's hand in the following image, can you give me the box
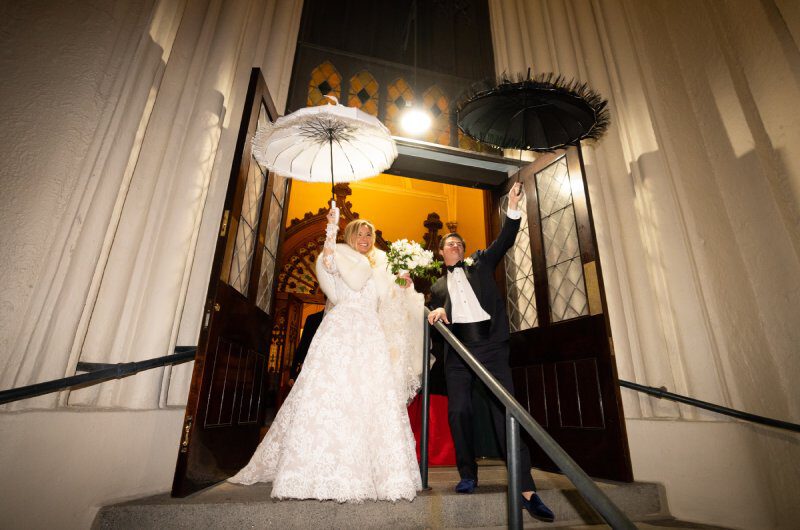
[428,308,449,325]
[509,182,523,210]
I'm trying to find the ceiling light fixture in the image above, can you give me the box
[401,107,432,135]
[401,0,431,136]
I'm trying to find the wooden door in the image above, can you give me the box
[270,293,304,409]
[171,69,291,497]
[491,146,633,482]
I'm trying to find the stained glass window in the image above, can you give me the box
[307,61,341,106]
[278,238,325,295]
[348,70,379,116]
[423,85,450,145]
[458,130,480,150]
[385,78,415,136]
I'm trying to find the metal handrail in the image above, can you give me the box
[0,348,197,405]
[421,308,635,530]
[619,379,800,433]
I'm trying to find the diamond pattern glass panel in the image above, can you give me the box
[500,193,537,331]
[348,70,379,116]
[256,251,275,313]
[255,185,286,313]
[549,258,588,319]
[536,159,573,216]
[507,275,538,331]
[307,61,342,106]
[258,102,269,131]
[535,157,589,323]
[457,129,499,155]
[265,195,282,256]
[272,172,287,207]
[385,78,414,136]
[228,157,267,296]
[423,85,450,146]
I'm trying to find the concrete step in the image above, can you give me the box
[478,521,730,530]
[95,464,675,529]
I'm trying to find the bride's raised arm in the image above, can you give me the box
[321,205,339,273]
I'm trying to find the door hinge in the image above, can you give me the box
[180,415,193,453]
[219,210,230,237]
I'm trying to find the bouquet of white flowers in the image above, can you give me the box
[386,239,442,285]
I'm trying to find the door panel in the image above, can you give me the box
[494,146,633,482]
[172,69,290,497]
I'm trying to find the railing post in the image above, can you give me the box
[420,317,431,489]
[506,410,523,530]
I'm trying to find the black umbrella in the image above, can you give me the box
[457,72,610,152]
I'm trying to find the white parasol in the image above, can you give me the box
[252,96,397,203]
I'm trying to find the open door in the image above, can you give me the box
[491,146,633,482]
[270,293,304,409]
[171,69,290,497]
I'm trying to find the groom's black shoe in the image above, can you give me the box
[455,478,477,494]
[522,493,555,522]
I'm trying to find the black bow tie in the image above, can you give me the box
[446,261,465,273]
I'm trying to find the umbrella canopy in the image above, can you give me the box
[252,98,397,188]
[457,72,610,152]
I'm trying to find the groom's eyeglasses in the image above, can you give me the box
[443,241,464,249]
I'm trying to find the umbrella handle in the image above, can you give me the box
[329,136,335,203]
[329,199,340,226]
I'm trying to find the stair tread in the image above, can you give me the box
[472,518,731,529]
[95,465,672,529]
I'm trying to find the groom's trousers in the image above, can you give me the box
[445,339,537,492]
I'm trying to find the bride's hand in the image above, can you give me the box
[397,272,412,288]
[326,206,339,225]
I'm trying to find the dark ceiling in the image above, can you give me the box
[297,0,495,81]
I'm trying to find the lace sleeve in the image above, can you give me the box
[322,209,339,273]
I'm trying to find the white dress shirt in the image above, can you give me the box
[447,208,521,323]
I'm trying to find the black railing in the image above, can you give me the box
[0,348,196,406]
[421,308,636,530]
[619,379,800,433]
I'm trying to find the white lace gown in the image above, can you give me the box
[228,269,422,502]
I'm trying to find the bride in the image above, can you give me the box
[229,206,424,502]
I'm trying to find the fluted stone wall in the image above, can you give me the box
[0,1,301,527]
[0,0,301,410]
[489,1,799,528]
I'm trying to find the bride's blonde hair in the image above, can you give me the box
[343,219,377,265]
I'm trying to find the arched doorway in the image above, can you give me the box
[267,183,447,409]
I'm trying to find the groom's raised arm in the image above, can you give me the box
[482,183,524,269]
[482,214,521,269]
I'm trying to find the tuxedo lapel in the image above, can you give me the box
[433,278,452,317]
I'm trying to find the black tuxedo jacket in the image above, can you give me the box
[429,216,521,345]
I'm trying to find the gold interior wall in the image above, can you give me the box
[285,174,487,251]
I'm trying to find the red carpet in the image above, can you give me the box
[407,394,456,466]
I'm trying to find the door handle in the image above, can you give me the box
[180,415,193,453]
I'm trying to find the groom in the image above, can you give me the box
[427,182,554,522]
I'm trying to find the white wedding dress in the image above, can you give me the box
[228,237,422,502]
